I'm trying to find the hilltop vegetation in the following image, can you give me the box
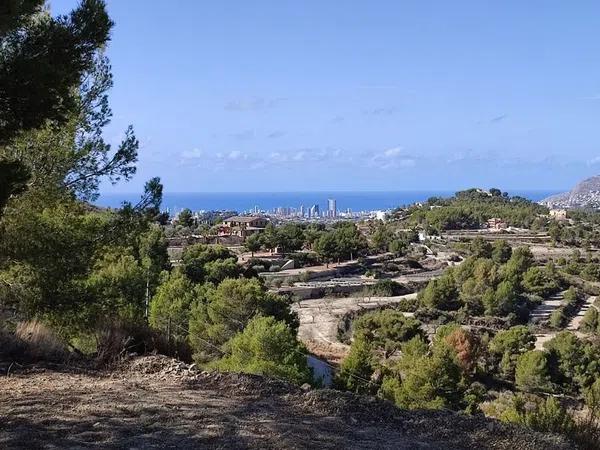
[403,188,548,231]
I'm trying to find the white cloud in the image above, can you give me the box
[181,148,204,159]
[383,146,403,158]
[368,146,416,170]
[227,150,244,160]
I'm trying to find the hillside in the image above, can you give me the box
[541,175,600,209]
[0,356,572,450]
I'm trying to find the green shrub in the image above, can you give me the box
[212,316,312,385]
[580,307,599,333]
[353,310,423,357]
[365,279,406,297]
[335,336,375,394]
[489,326,535,380]
[549,308,566,329]
[189,278,296,365]
[515,350,551,392]
[149,270,199,343]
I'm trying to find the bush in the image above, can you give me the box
[488,326,535,380]
[335,336,375,394]
[549,308,566,329]
[189,278,296,365]
[580,307,599,333]
[419,274,460,310]
[365,279,406,297]
[149,270,198,343]
[515,350,551,392]
[212,316,312,385]
[484,393,574,435]
[289,252,319,268]
[353,310,423,357]
[385,341,464,410]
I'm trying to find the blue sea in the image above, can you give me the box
[97,190,560,214]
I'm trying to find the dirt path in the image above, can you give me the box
[292,294,417,362]
[530,292,564,323]
[0,357,571,449]
[533,295,596,350]
[567,296,598,331]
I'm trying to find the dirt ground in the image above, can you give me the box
[0,356,572,450]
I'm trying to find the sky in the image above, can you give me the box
[50,0,600,193]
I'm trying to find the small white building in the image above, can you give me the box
[549,209,568,221]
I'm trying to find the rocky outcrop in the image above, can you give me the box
[541,175,600,209]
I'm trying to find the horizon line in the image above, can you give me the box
[98,188,562,195]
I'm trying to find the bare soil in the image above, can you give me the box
[0,356,572,449]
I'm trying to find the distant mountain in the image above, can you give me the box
[540,175,600,209]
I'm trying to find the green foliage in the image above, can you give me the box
[418,245,550,318]
[491,240,512,264]
[181,243,240,284]
[371,223,392,252]
[0,0,112,145]
[138,225,170,298]
[491,280,519,316]
[276,223,305,254]
[469,237,492,259]
[188,278,296,364]
[80,247,147,327]
[149,270,197,343]
[522,266,560,297]
[580,307,599,333]
[502,246,534,285]
[405,189,547,231]
[314,222,367,264]
[314,231,338,264]
[353,310,423,357]
[488,326,535,380]
[515,350,551,392]
[388,239,407,256]
[177,208,194,227]
[0,160,29,216]
[544,332,593,392]
[418,272,460,310]
[384,341,464,410]
[213,316,312,385]
[563,286,578,304]
[336,336,375,394]
[549,308,566,329]
[2,43,139,204]
[494,394,575,435]
[244,233,262,256]
[365,279,406,297]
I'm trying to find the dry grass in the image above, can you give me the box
[0,320,68,363]
[95,321,192,367]
[14,320,67,361]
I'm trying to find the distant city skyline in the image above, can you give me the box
[97,190,558,215]
[51,1,600,193]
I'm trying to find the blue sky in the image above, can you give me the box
[51,1,600,192]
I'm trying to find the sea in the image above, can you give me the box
[96,190,560,214]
